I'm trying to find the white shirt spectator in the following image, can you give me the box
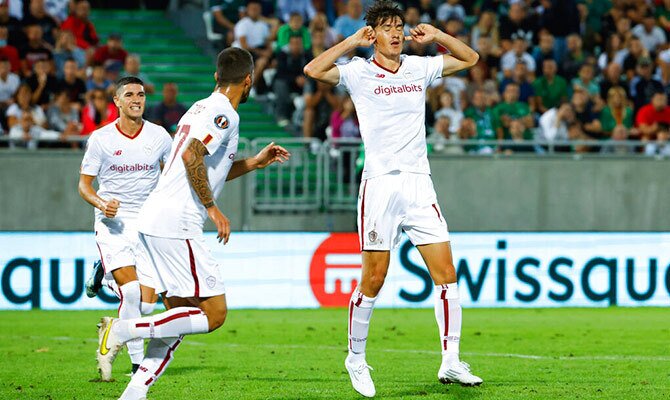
[437,3,466,22]
[500,50,536,74]
[232,17,270,49]
[430,76,467,110]
[8,0,22,20]
[0,72,20,102]
[45,0,70,21]
[435,107,464,134]
[538,107,568,141]
[632,24,666,53]
[644,142,670,156]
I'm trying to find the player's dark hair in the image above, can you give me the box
[365,0,404,29]
[116,76,144,89]
[216,47,254,86]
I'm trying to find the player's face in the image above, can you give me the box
[114,83,145,119]
[374,17,404,57]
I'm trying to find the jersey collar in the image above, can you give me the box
[371,56,403,74]
[115,119,145,140]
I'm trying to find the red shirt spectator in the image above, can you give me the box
[92,33,128,67]
[81,89,118,135]
[635,91,670,139]
[60,0,99,50]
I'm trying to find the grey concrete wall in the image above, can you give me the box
[1,151,668,231]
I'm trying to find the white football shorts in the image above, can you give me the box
[357,171,449,251]
[94,218,155,287]
[138,233,226,298]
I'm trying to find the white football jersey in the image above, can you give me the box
[80,119,173,223]
[336,55,443,180]
[138,92,240,239]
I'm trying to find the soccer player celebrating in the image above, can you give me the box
[95,47,290,400]
[79,76,172,380]
[303,0,482,396]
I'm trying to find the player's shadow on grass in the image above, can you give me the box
[381,382,485,399]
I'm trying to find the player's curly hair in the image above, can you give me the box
[365,0,404,29]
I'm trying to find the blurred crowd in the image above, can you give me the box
[211,0,670,155]
[1,0,186,149]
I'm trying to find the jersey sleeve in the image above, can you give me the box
[193,111,239,155]
[424,55,444,87]
[336,57,362,94]
[160,130,173,164]
[80,135,102,176]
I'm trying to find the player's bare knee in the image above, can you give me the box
[206,308,227,331]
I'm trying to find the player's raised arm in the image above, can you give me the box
[181,138,231,244]
[226,142,290,181]
[408,23,479,77]
[303,26,376,86]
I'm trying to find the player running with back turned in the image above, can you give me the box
[95,47,290,400]
[79,76,172,380]
[304,0,482,397]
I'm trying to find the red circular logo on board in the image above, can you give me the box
[309,233,361,307]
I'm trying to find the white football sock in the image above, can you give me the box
[434,283,462,362]
[114,307,209,343]
[140,302,156,315]
[348,288,377,359]
[103,275,120,298]
[118,281,144,365]
[121,336,184,398]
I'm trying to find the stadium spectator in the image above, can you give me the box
[635,91,670,140]
[473,36,499,79]
[532,31,556,75]
[148,82,186,134]
[538,102,575,143]
[0,1,25,48]
[273,35,311,127]
[437,0,466,26]
[657,0,670,36]
[330,94,359,139]
[309,12,337,49]
[580,0,611,51]
[498,2,537,52]
[333,0,365,43]
[92,33,128,71]
[571,63,599,101]
[53,30,86,78]
[0,26,21,73]
[533,58,568,114]
[464,62,498,105]
[500,61,535,107]
[47,89,81,138]
[539,0,580,63]
[61,0,99,50]
[600,124,634,154]
[631,57,663,113]
[24,0,60,46]
[80,88,117,135]
[500,119,536,154]
[45,0,71,22]
[560,34,588,79]
[632,11,666,53]
[119,54,155,95]
[470,11,499,52]
[622,37,648,80]
[19,24,53,77]
[599,62,628,101]
[415,0,437,25]
[0,57,19,106]
[210,0,244,47]
[404,6,431,56]
[276,0,316,24]
[7,83,61,149]
[86,63,112,93]
[232,0,272,92]
[500,33,536,79]
[310,27,328,58]
[56,58,86,107]
[303,79,337,142]
[463,89,496,152]
[276,12,311,51]
[493,82,533,140]
[26,58,58,107]
[570,87,602,140]
[600,86,633,136]
[644,125,670,156]
[597,34,626,72]
[433,91,463,138]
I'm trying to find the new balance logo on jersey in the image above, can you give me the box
[375,73,385,78]
[374,84,423,96]
[109,163,155,173]
[113,150,122,156]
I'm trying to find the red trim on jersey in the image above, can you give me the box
[359,180,368,251]
[372,58,401,74]
[348,300,354,350]
[115,121,144,140]
[432,203,441,222]
[95,241,107,274]
[117,286,124,315]
[186,240,200,297]
[145,337,183,386]
[136,322,150,328]
[443,289,449,351]
[141,309,202,328]
[202,134,213,145]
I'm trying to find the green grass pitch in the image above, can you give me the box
[1,308,668,399]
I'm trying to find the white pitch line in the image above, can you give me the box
[15,335,670,362]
